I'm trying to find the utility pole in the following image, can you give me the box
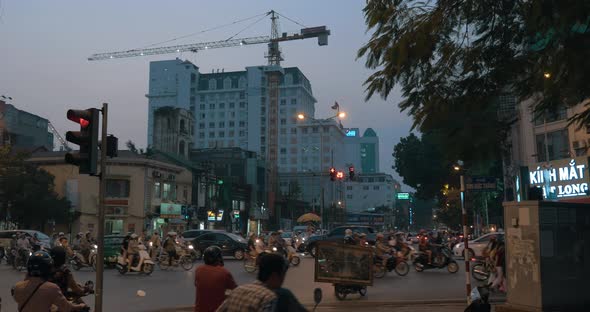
[460,175,471,304]
[95,103,108,312]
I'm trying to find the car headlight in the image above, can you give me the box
[188,244,194,250]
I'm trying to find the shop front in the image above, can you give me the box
[526,157,590,202]
[153,203,186,235]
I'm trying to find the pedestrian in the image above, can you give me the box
[217,253,288,312]
[194,246,237,312]
[12,251,87,311]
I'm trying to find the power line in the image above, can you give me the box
[139,12,269,49]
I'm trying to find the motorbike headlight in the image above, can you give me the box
[272,247,277,252]
[302,238,306,241]
[255,239,260,243]
[93,244,98,249]
[29,252,32,256]
[188,244,194,249]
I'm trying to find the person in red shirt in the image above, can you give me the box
[194,246,237,312]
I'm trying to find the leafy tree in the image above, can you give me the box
[0,147,70,230]
[358,0,590,162]
[393,132,453,199]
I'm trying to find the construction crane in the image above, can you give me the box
[88,10,330,221]
[48,121,71,152]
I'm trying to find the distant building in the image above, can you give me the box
[27,151,193,235]
[343,173,398,213]
[343,127,380,174]
[152,106,194,158]
[0,100,53,151]
[146,59,316,172]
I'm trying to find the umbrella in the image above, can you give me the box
[297,213,321,223]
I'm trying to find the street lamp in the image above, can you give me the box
[453,160,471,304]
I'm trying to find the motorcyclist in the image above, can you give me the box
[163,231,179,266]
[127,233,140,270]
[194,246,237,312]
[78,232,91,264]
[418,231,432,264]
[429,232,444,263]
[16,233,31,262]
[247,233,258,257]
[59,237,75,258]
[343,229,355,245]
[359,233,368,247]
[148,231,161,259]
[12,251,87,311]
[375,233,392,267]
[48,246,89,300]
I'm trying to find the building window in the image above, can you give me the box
[280,99,286,105]
[280,128,286,135]
[261,107,266,114]
[239,121,246,127]
[162,182,175,200]
[219,131,225,138]
[280,118,286,125]
[200,95,205,101]
[261,136,266,144]
[290,128,297,134]
[154,182,161,198]
[302,128,308,134]
[229,102,235,108]
[363,186,369,190]
[183,188,188,200]
[280,148,286,154]
[346,186,353,191]
[239,130,246,137]
[218,112,225,118]
[368,178,375,182]
[312,127,318,133]
[199,123,205,129]
[199,132,205,139]
[200,113,206,119]
[199,104,205,110]
[209,122,215,128]
[291,99,297,105]
[209,132,215,138]
[347,194,353,199]
[373,186,380,190]
[240,91,245,99]
[534,107,567,125]
[107,179,130,198]
[179,140,185,155]
[229,130,234,137]
[536,129,570,162]
[323,126,330,133]
[229,121,235,127]
[239,102,246,108]
[218,121,225,128]
[209,103,215,109]
[230,112,236,118]
[219,102,225,109]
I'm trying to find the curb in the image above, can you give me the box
[151,298,505,312]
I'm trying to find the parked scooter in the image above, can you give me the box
[413,245,459,273]
[116,243,155,275]
[70,244,98,271]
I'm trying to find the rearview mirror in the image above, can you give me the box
[313,287,322,307]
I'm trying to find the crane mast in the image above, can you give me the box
[88,10,330,226]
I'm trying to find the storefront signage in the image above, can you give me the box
[160,203,182,219]
[528,158,589,199]
[207,210,224,221]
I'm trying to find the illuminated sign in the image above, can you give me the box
[207,210,225,221]
[397,192,410,200]
[345,130,357,137]
[528,158,589,199]
[160,203,182,219]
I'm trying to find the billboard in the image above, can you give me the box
[160,203,182,219]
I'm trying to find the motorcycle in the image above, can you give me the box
[413,245,459,273]
[157,246,194,271]
[244,247,300,273]
[116,243,155,275]
[472,259,494,282]
[373,251,410,278]
[69,245,98,271]
[65,280,95,307]
[333,283,367,300]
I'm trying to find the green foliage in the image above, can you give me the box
[393,132,453,199]
[359,0,590,161]
[0,147,70,229]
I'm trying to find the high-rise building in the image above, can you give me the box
[152,106,194,159]
[0,100,53,151]
[343,127,380,173]
[146,59,316,172]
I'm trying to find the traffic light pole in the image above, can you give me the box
[95,103,108,312]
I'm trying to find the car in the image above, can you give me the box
[182,229,219,240]
[305,226,377,257]
[192,231,248,260]
[452,232,504,259]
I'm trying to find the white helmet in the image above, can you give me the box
[168,231,177,236]
[130,233,138,239]
[345,229,353,236]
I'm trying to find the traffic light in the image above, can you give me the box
[65,108,99,175]
[348,166,355,180]
[336,171,345,180]
[329,167,336,181]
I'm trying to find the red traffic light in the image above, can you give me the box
[336,171,344,179]
[67,109,93,128]
[329,167,336,173]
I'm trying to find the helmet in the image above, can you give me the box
[49,246,67,267]
[168,231,177,236]
[203,246,223,266]
[58,232,64,236]
[376,233,385,239]
[130,234,138,239]
[344,229,352,236]
[27,251,54,277]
